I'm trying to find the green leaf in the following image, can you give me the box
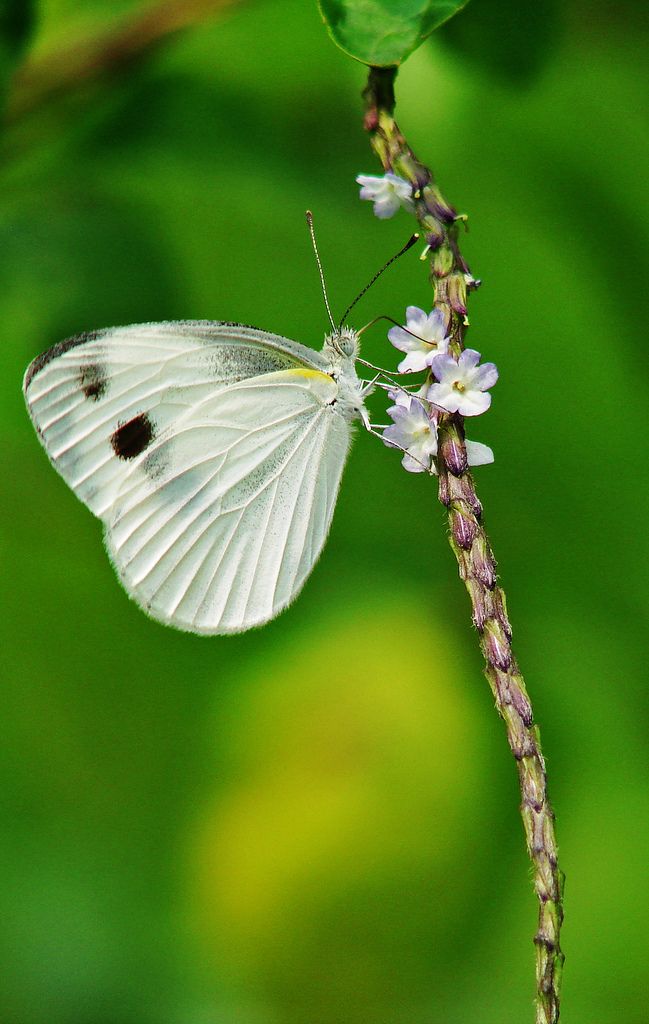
[318,0,470,67]
[0,0,36,101]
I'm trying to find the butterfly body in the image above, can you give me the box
[23,321,367,635]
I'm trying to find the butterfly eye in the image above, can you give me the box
[331,330,358,358]
[341,337,355,357]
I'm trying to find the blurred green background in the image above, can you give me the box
[2,1,648,1021]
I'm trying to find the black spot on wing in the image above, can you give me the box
[24,330,105,390]
[79,362,108,401]
[111,413,154,460]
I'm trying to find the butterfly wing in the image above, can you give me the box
[23,321,326,518]
[105,369,351,634]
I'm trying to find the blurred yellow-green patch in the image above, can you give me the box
[2,1,648,1023]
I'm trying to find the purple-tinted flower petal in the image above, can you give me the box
[429,352,457,382]
[388,385,429,409]
[382,424,403,449]
[473,362,499,390]
[387,325,415,353]
[401,452,429,473]
[382,394,437,473]
[458,349,481,370]
[386,391,409,410]
[466,440,494,466]
[373,196,400,219]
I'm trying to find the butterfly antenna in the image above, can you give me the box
[338,233,419,330]
[306,210,336,333]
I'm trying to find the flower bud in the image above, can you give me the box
[432,246,454,278]
[363,108,379,132]
[448,273,468,317]
[457,474,483,518]
[424,224,445,251]
[493,588,512,640]
[511,678,533,727]
[425,191,456,224]
[414,167,431,191]
[451,506,477,550]
[467,578,488,630]
[439,430,467,476]
[483,621,511,671]
[472,536,497,588]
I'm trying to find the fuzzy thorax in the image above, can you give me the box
[322,327,366,421]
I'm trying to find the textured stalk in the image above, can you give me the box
[363,67,564,1023]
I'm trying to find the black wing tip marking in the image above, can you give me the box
[23,320,277,393]
[169,319,269,333]
[89,319,268,331]
[24,329,106,391]
[23,318,289,404]
[111,413,155,460]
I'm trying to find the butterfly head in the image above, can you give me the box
[325,327,359,361]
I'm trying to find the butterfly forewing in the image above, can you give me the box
[23,322,326,518]
[105,370,349,634]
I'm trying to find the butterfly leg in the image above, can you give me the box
[359,370,386,399]
[357,356,415,378]
[360,370,430,408]
[361,415,434,474]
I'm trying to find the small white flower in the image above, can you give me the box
[428,349,498,416]
[383,395,495,473]
[382,395,438,473]
[356,172,414,219]
[388,306,450,373]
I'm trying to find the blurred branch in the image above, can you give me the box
[5,0,245,124]
[363,66,565,1024]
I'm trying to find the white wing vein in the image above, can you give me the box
[132,407,322,603]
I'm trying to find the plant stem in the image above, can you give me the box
[362,66,564,1024]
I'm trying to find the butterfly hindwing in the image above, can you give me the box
[105,369,350,634]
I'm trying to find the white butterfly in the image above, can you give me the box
[23,319,370,635]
